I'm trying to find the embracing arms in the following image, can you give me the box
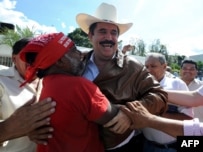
[0,97,55,143]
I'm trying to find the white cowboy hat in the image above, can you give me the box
[76,3,133,35]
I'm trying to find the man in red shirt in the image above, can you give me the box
[20,32,118,152]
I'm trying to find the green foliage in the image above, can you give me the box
[170,63,180,70]
[177,55,186,65]
[149,39,169,60]
[68,28,92,48]
[120,39,146,56]
[133,39,146,56]
[197,61,203,70]
[0,25,35,47]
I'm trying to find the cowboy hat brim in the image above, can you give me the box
[76,13,133,35]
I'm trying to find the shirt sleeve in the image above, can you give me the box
[183,118,203,136]
[86,87,109,121]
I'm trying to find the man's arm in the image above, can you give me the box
[94,102,118,125]
[132,64,168,115]
[95,101,131,134]
[120,101,184,137]
[0,97,56,143]
[121,44,134,54]
[103,108,131,134]
[168,90,203,107]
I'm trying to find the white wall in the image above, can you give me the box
[0,44,12,57]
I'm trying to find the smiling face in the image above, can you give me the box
[88,22,119,62]
[180,63,198,84]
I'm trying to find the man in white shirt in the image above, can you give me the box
[143,53,193,152]
[0,38,55,152]
[180,59,203,122]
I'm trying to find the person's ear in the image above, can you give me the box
[163,63,167,70]
[12,55,17,64]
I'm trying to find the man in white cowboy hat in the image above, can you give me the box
[76,2,168,152]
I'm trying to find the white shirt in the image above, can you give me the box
[0,66,41,152]
[188,79,203,91]
[187,79,203,122]
[143,75,194,144]
[184,118,203,136]
[184,87,203,136]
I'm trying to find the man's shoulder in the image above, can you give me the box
[172,77,186,83]
[125,56,144,69]
[0,65,9,70]
[0,66,14,77]
[126,55,143,63]
[165,71,176,78]
[163,76,188,90]
[194,79,203,84]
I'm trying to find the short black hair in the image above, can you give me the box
[12,37,32,55]
[12,37,38,65]
[181,59,197,69]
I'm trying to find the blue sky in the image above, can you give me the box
[0,0,203,56]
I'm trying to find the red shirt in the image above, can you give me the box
[37,74,109,152]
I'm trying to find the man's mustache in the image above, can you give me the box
[99,40,115,46]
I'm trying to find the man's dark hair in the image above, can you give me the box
[12,37,37,65]
[89,23,97,35]
[12,38,32,55]
[181,59,197,69]
[89,22,120,35]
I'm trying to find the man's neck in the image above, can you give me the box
[93,54,113,71]
[182,79,192,86]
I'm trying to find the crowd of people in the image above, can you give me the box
[0,2,202,152]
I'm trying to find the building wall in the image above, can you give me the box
[0,22,14,67]
[0,44,12,67]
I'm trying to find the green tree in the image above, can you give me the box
[0,25,35,47]
[197,61,203,70]
[68,28,92,48]
[121,38,146,56]
[133,39,146,56]
[177,55,186,65]
[149,39,169,60]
